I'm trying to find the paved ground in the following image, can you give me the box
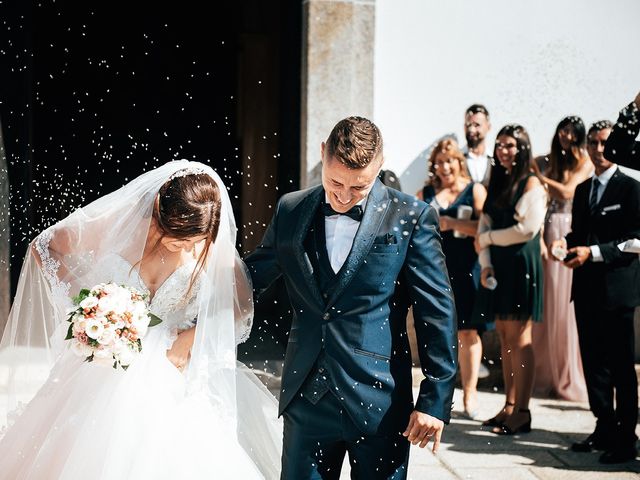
[255,362,640,479]
[335,368,640,479]
[393,385,640,480]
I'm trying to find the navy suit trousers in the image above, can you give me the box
[281,392,410,480]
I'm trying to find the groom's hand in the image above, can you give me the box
[402,410,444,453]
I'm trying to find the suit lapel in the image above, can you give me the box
[325,179,390,308]
[291,186,325,307]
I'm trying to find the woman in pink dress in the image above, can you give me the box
[533,116,593,401]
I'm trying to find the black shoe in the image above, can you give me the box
[492,408,531,436]
[599,446,638,464]
[482,401,515,427]
[571,433,608,453]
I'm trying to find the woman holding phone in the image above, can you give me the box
[473,125,548,435]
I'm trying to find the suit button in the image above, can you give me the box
[323,293,328,298]
[323,313,330,320]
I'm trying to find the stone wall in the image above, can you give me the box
[301,0,375,187]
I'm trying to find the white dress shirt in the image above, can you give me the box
[589,165,618,262]
[463,147,490,184]
[324,194,366,272]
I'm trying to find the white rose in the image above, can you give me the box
[134,325,148,339]
[84,318,105,340]
[92,346,115,367]
[114,292,132,313]
[98,328,116,346]
[132,300,148,315]
[83,342,95,357]
[79,296,99,310]
[132,316,149,336]
[136,312,150,325]
[72,319,87,336]
[101,283,118,295]
[117,337,138,351]
[97,295,119,314]
[117,346,135,367]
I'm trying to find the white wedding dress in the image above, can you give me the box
[0,254,282,479]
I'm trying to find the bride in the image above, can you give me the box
[0,160,281,479]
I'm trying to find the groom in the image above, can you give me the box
[246,117,457,479]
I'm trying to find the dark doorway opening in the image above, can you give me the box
[0,1,301,360]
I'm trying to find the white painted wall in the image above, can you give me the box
[374,0,640,194]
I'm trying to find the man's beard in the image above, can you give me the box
[466,134,483,149]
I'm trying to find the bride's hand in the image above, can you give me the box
[167,327,196,372]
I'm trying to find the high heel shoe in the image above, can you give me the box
[481,401,515,427]
[493,408,531,435]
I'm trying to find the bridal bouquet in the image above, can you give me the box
[65,283,162,370]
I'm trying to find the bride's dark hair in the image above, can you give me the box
[150,172,222,297]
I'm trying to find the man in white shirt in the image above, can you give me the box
[463,104,492,187]
[246,116,457,479]
[462,104,493,381]
[552,120,640,464]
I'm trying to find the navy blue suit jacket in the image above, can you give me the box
[566,169,640,309]
[245,179,457,435]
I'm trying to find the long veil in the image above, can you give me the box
[0,160,281,477]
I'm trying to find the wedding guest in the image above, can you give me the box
[417,138,488,420]
[463,104,493,187]
[552,121,640,464]
[531,116,592,401]
[604,90,640,170]
[462,104,493,380]
[473,124,548,435]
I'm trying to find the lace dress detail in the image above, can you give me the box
[145,262,201,328]
[34,229,71,300]
[235,316,252,345]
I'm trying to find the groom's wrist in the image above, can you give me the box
[414,396,450,424]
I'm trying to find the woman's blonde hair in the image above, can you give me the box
[426,138,470,189]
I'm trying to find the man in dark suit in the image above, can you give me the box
[246,116,457,479]
[552,120,640,464]
[605,90,640,170]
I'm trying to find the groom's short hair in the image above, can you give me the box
[325,116,383,169]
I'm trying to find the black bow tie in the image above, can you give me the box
[321,203,364,222]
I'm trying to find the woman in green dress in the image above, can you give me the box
[473,125,548,435]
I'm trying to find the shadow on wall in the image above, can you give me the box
[398,132,457,195]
